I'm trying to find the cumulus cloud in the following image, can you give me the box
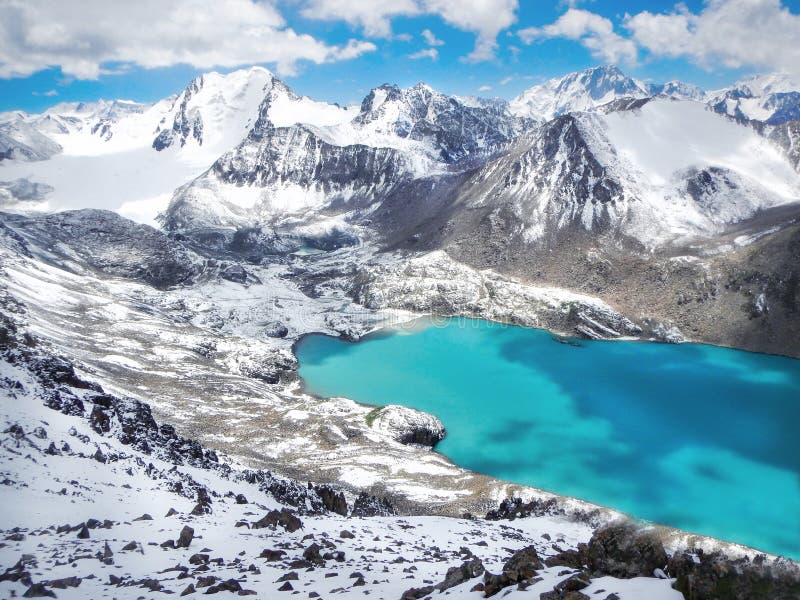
[300,0,420,38]
[518,9,637,65]
[301,0,518,61]
[421,29,445,46]
[408,48,439,60]
[0,0,376,80]
[424,0,518,62]
[625,0,800,76]
[519,1,800,76]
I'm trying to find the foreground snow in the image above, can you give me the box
[0,336,686,599]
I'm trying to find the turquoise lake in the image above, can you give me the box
[296,318,800,559]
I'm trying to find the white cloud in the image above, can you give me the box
[300,0,420,38]
[421,29,445,46]
[32,89,58,96]
[519,1,800,77]
[0,0,376,80]
[408,48,439,60]
[625,0,800,76]
[500,76,513,85]
[518,9,637,65]
[478,84,492,92]
[423,0,518,62]
[301,0,518,61]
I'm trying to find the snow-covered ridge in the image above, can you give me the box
[2,64,799,232]
[708,71,800,125]
[510,65,651,121]
[454,98,800,247]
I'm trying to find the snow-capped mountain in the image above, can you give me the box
[0,119,62,161]
[162,79,526,230]
[708,72,800,124]
[509,66,650,120]
[2,63,799,242]
[446,98,800,247]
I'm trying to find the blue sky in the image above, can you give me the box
[1,0,799,112]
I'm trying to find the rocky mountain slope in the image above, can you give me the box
[3,209,800,599]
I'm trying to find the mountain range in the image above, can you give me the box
[1,64,800,355]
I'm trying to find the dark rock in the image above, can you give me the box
[89,405,111,434]
[276,572,299,582]
[303,543,323,563]
[251,509,302,533]
[261,322,289,338]
[121,541,138,551]
[205,578,242,594]
[46,576,81,589]
[484,545,543,597]
[277,581,294,591]
[259,549,286,561]
[196,576,218,588]
[133,513,153,521]
[314,485,348,516]
[22,583,56,598]
[140,578,164,592]
[351,492,395,517]
[401,585,435,599]
[556,573,590,593]
[545,549,585,569]
[585,522,667,578]
[181,583,196,596]
[219,264,250,284]
[234,494,248,504]
[339,530,355,539]
[668,550,800,600]
[438,558,484,592]
[190,553,210,565]
[176,525,195,548]
[76,525,89,539]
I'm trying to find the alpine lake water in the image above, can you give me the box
[296,317,800,559]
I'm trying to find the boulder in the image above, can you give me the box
[484,545,543,597]
[585,522,667,578]
[314,485,348,516]
[367,405,445,447]
[176,525,194,549]
[251,509,302,533]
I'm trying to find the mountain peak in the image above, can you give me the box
[510,65,647,120]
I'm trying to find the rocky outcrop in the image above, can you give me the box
[669,550,800,600]
[583,522,668,579]
[366,405,445,447]
[353,250,641,341]
[483,545,544,596]
[0,210,201,289]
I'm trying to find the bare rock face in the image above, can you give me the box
[367,405,445,447]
